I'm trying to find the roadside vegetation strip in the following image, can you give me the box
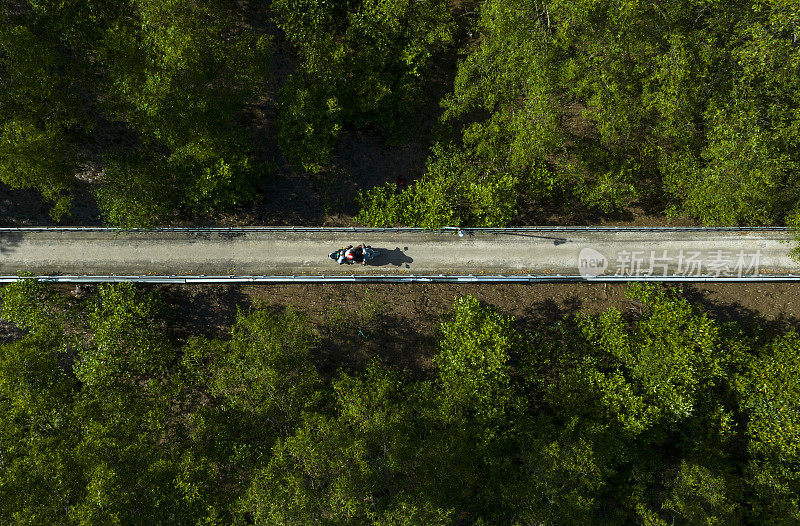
[0,226,795,233]
[4,274,800,283]
[1,280,799,524]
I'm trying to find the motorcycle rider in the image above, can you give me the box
[329,245,352,264]
[329,244,371,265]
[345,243,367,265]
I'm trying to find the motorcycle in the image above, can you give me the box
[329,245,380,265]
[363,246,379,263]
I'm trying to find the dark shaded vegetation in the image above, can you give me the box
[1,0,272,226]
[1,281,799,524]
[2,0,798,227]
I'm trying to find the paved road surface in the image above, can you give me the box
[0,228,796,279]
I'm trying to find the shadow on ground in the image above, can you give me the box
[312,306,434,381]
[0,230,23,256]
[160,284,253,341]
[676,284,800,337]
[515,295,586,338]
[0,182,102,226]
[488,232,570,245]
[0,320,26,345]
[369,247,413,267]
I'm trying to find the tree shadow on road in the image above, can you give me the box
[490,232,570,245]
[0,230,23,256]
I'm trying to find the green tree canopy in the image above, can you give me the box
[1,0,271,226]
[273,0,453,172]
[736,331,800,521]
[1,284,799,524]
[0,22,83,219]
[359,0,800,226]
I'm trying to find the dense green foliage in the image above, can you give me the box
[356,143,520,227]
[273,0,453,173]
[1,282,798,523]
[358,0,800,226]
[3,0,798,226]
[0,19,84,219]
[1,0,270,225]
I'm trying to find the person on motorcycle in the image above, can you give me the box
[329,245,352,264]
[345,243,367,265]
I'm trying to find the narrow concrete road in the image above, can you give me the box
[0,228,796,278]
